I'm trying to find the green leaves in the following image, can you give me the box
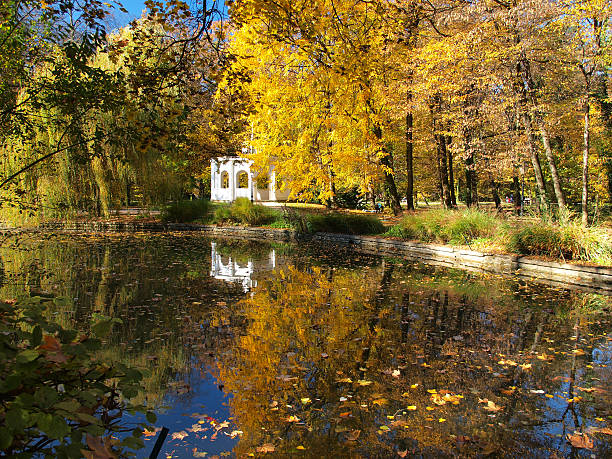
[0,297,147,457]
[91,314,122,338]
[16,349,39,363]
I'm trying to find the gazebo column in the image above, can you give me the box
[230,160,235,201]
[270,169,276,201]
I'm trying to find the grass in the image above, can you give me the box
[161,201,611,265]
[385,208,612,265]
[384,209,498,244]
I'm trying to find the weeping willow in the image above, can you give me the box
[0,22,195,225]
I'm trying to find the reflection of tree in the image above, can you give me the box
[215,261,611,457]
[0,234,248,405]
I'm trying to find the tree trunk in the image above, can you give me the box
[522,110,548,211]
[405,108,414,210]
[463,131,475,207]
[520,56,566,212]
[464,167,472,208]
[436,134,452,209]
[374,124,402,215]
[512,175,522,215]
[447,136,456,207]
[431,96,452,209]
[471,167,479,207]
[514,61,548,211]
[491,179,501,209]
[537,120,566,213]
[582,89,590,226]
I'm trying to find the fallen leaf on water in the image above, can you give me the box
[256,444,275,453]
[285,415,300,423]
[336,378,353,383]
[81,435,116,459]
[301,397,311,404]
[406,405,417,410]
[431,392,462,406]
[479,399,503,412]
[397,450,408,458]
[392,369,401,378]
[566,432,593,449]
[357,380,373,386]
[346,430,361,441]
[171,431,188,440]
[587,427,612,436]
[143,428,160,437]
[373,398,388,406]
[296,446,305,450]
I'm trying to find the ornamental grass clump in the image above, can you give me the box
[385,209,499,244]
[506,222,612,264]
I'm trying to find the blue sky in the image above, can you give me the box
[110,0,148,26]
[109,1,229,28]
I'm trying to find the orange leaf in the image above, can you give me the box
[566,432,593,449]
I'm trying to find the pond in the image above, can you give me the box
[1,233,610,458]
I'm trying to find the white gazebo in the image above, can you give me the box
[210,156,290,202]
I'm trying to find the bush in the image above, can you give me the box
[212,198,279,226]
[385,209,498,244]
[161,199,209,223]
[0,297,152,457]
[306,212,385,235]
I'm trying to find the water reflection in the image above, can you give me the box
[0,234,610,458]
[210,241,278,292]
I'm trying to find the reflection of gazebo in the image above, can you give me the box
[210,242,277,292]
[210,156,290,202]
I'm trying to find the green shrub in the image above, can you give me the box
[213,204,232,223]
[306,213,385,235]
[230,198,278,226]
[212,198,278,226]
[161,199,209,223]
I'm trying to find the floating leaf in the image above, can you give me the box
[566,432,593,449]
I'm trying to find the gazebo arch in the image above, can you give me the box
[210,156,291,202]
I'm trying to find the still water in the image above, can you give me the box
[1,233,610,458]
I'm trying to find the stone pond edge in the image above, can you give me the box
[8,220,612,294]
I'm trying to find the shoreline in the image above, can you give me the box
[2,220,610,295]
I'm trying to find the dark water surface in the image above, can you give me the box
[1,233,610,458]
